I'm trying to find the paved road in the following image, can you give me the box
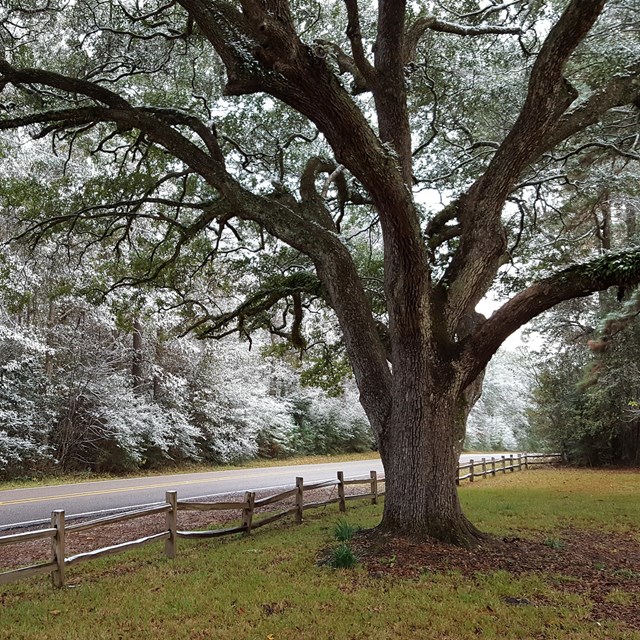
[0,455,481,529]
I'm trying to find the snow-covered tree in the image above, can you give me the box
[0,320,53,475]
[0,235,373,475]
[466,349,532,452]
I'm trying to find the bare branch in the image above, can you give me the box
[0,58,131,108]
[321,164,346,199]
[551,141,640,164]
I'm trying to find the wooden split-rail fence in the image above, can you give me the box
[0,453,561,589]
[456,452,562,484]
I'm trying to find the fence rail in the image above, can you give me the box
[66,504,172,533]
[0,453,561,588]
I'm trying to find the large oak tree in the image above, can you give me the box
[1,0,639,545]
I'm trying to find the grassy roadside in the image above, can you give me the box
[1,468,638,639]
[0,451,382,491]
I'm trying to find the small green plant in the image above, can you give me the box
[385,555,397,568]
[612,568,640,580]
[328,543,358,569]
[333,519,357,542]
[543,537,565,550]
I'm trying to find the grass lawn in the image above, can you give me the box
[1,468,638,639]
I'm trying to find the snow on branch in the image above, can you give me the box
[404,15,521,63]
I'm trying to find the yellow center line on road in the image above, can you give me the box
[0,468,301,507]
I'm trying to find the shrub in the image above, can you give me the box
[328,543,358,569]
[333,519,357,542]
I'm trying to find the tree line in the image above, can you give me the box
[0,239,374,478]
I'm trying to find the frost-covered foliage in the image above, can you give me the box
[188,340,296,463]
[52,367,201,472]
[0,320,53,473]
[188,340,373,462]
[0,243,374,478]
[288,384,374,455]
[465,349,533,452]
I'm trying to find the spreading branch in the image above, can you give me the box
[404,16,522,64]
[461,246,640,387]
[189,271,322,340]
[442,0,608,333]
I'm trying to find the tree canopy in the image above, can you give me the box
[1,0,639,545]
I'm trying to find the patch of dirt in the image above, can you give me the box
[353,528,640,631]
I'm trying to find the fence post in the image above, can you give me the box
[469,459,475,482]
[51,510,66,588]
[481,458,487,478]
[491,457,496,477]
[165,491,177,559]
[370,470,378,505]
[242,491,256,535]
[295,477,304,524]
[517,454,522,471]
[509,454,515,472]
[501,455,506,474]
[524,453,529,470]
[337,472,346,512]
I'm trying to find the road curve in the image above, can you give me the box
[0,455,481,529]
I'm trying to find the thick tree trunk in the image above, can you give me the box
[377,377,485,547]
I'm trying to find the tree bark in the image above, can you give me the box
[132,318,144,393]
[378,373,484,546]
